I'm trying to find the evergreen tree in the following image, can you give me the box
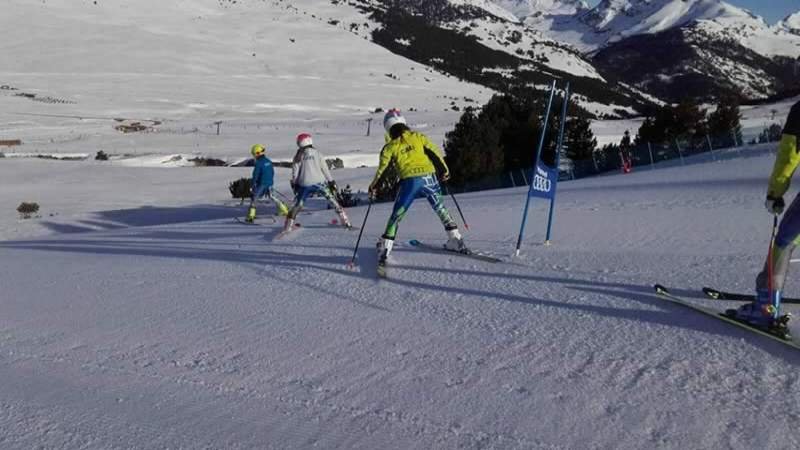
[707,100,742,148]
[444,106,504,186]
[635,101,708,147]
[635,116,663,146]
[670,100,708,143]
[563,117,597,162]
[708,100,742,148]
[444,88,574,187]
[758,124,784,144]
[595,143,620,173]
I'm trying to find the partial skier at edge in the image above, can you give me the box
[735,100,800,330]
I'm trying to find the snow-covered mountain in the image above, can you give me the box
[582,0,763,45]
[499,0,800,102]
[490,0,588,18]
[777,12,800,36]
[322,0,654,116]
[517,0,794,54]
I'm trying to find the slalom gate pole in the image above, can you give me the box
[447,187,469,231]
[347,200,373,268]
[545,82,571,244]
[515,80,557,257]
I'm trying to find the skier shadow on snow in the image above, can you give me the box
[386,264,800,363]
[39,204,243,235]
[1,233,389,312]
[570,285,800,362]
[6,231,798,359]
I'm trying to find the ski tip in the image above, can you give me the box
[408,239,420,246]
[653,284,670,295]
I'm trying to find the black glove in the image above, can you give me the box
[766,195,785,215]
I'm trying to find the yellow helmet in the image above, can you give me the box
[250,144,266,158]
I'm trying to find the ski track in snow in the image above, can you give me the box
[2,148,800,448]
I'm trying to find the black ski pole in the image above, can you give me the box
[347,200,372,268]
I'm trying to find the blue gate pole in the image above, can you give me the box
[545,82,571,245]
[515,80,557,257]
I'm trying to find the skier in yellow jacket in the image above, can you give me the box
[368,109,467,266]
[737,101,800,329]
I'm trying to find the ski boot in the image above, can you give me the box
[377,237,394,260]
[376,237,394,277]
[444,229,470,254]
[246,206,257,223]
[282,217,295,233]
[277,202,289,217]
[337,210,353,230]
[727,288,792,338]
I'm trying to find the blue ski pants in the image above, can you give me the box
[383,175,456,240]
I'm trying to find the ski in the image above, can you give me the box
[702,287,800,304]
[272,223,302,240]
[408,239,502,263]
[653,284,799,350]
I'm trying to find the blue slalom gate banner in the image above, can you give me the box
[529,162,559,200]
[515,80,571,255]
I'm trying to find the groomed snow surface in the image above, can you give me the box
[1,144,800,449]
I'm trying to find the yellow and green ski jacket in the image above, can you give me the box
[768,102,800,198]
[371,130,449,187]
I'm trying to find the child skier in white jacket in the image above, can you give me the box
[283,133,351,231]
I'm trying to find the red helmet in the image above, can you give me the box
[296,133,313,148]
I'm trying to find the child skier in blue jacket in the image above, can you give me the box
[246,144,289,223]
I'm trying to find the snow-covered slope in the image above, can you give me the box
[0,0,494,156]
[2,142,800,448]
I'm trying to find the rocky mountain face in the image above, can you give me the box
[326,0,654,117]
[325,0,799,109]
[514,0,800,102]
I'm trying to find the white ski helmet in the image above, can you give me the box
[296,133,313,148]
[383,109,406,132]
